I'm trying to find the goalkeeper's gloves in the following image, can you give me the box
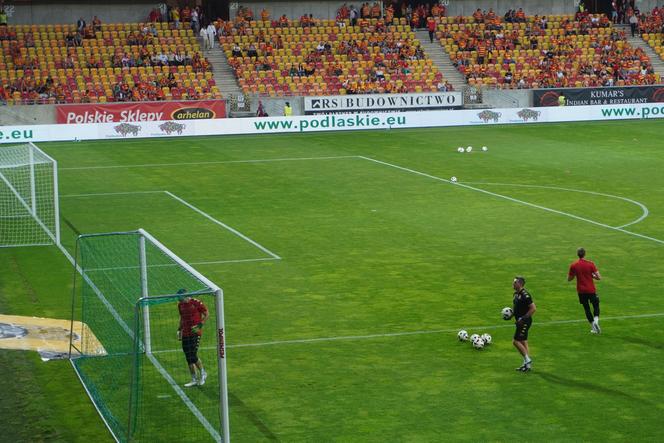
[191,322,204,333]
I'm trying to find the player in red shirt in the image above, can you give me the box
[177,288,209,387]
[568,248,602,334]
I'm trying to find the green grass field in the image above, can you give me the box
[2,120,664,442]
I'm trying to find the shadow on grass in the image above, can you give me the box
[229,392,280,441]
[604,335,664,351]
[534,371,654,406]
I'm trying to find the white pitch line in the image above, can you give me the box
[226,312,664,349]
[62,190,282,261]
[191,257,279,265]
[147,354,221,442]
[164,191,282,259]
[359,156,664,245]
[463,181,649,229]
[62,190,164,198]
[60,155,359,171]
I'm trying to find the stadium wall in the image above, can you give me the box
[4,1,155,25]
[237,0,595,19]
[1,103,662,144]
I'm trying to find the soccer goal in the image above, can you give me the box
[0,142,60,247]
[69,229,229,443]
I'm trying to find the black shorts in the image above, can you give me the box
[578,293,599,305]
[514,318,532,341]
[182,335,201,364]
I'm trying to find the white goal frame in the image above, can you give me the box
[69,229,230,443]
[0,142,60,247]
[138,229,230,443]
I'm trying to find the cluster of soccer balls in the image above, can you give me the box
[457,330,492,350]
[457,307,513,350]
[457,146,488,153]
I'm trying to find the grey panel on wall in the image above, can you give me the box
[6,2,156,25]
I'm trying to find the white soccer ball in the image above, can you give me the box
[482,146,488,152]
[469,334,480,343]
[457,147,465,153]
[501,307,514,320]
[450,176,458,183]
[457,330,469,341]
[466,146,473,153]
[481,333,492,345]
[472,338,485,349]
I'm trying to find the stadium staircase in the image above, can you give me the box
[414,29,466,91]
[198,38,243,98]
[624,30,664,81]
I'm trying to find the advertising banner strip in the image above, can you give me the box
[3,102,664,144]
[304,92,463,114]
[534,86,664,107]
[55,100,227,124]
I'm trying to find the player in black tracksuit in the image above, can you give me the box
[512,276,537,372]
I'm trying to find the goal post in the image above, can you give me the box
[69,229,230,443]
[0,142,60,247]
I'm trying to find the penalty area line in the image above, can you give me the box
[225,312,664,349]
[60,155,360,170]
[358,156,664,246]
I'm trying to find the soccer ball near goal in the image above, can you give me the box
[502,307,514,320]
[457,147,465,153]
[472,337,485,349]
[481,333,492,345]
[450,176,458,183]
[457,330,469,341]
[469,333,480,343]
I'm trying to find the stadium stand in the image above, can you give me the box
[217,14,451,97]
[434,10,660,88]
[0,21,220,105]
[640,7,664,59]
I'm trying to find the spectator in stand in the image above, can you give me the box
[191,7,200,33]
[148,8,161,22]
[371,2,381,19]
[350,5,358,27]
[65,31,75,47]
[361,3,370,19]
[244,43,257,58]
[92,15,102,32]
[629,12,638,36]
[256,100,268,117]
[77,17,86,34]
[427,16,436,43]
[200,23,210,50]
[171,6,180,29]
[205,21,217,50]
[231,43,242,58]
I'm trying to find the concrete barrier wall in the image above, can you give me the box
[4,1,156,25]
[0,104,57,125]
[238,0,661,20]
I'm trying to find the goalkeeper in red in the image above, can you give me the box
[568,248,602,334]
[177,289,209,387]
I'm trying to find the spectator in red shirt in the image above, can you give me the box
[177,288,209,387]
[568,248,602,333]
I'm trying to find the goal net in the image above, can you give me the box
[69,229,229,443]
[0,142,60,247]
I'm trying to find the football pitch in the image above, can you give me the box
[1,120,664,442]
